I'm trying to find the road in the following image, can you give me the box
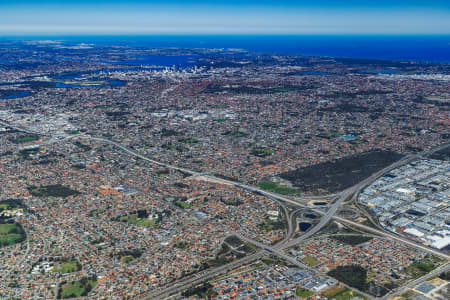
[3,121,450,299]
[381,262,450,300]
[144,251,266,299]
[82,136,450,299]
[333,216,450,260]
[89,136,199,176]
[233,233,307,268]
[4,227,30,279]
[144,142,449,298]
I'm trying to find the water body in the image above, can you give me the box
[406,210,426,217]
[313,202,327,206]
[299,222,312,232]
[304,213,318,219]
[0,90,31,99]
[90,67,164,74]
[0,59,17,63]
[47,74,125,88]
[295,71,333,76]
[54,79,124,88]
[342,135,357,141]
[356,69,402,74]
[99,55,198,68]
[10,35,450,62]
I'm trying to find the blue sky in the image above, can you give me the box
[1,1,450,35]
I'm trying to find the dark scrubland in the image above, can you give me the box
[280,151,404,194]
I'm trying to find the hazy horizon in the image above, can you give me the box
[1,0,450,35]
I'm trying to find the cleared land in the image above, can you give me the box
[323,286,367,300]
[301,256,320,267]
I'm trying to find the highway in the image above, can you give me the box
[2,120,449,299]
[232,233,307,269]
[381,262,450,300]
[143,142,449,299]
[333,216,450,260]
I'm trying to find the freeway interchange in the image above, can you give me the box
[2,120,450,300]
[96,134,447,299]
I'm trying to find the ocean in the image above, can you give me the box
[4,35,450,62]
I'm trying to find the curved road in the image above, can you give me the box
[3,121,449,299]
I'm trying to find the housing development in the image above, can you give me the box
[0,39,449,300]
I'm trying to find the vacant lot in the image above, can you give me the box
[323,286,367,300]
[301,256,320,267]
[280,151,403,194]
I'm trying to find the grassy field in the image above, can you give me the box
[59,278,97,299]
[301,256,320,267]
[52,259,81,273]
[323,286,366,300]
[11,135,39,144]
[175,201,192,209]
[120,214,156,227]
[258,182,300,195]
[179,138,199,144]
[121,255,135,264]
[296,287,314,299]
[349,139,366,145]
[90,208,105,217]
[215,118,230,122]
[156,169,170,177]
[251,147,275,157]
[403,256,443,279]
[0,223,26,247]
[259,216,285,232]
[231,131,248,138]
[323,286,347,298]
[401,290,415,299]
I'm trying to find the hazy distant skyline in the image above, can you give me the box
[1,0,450,35]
